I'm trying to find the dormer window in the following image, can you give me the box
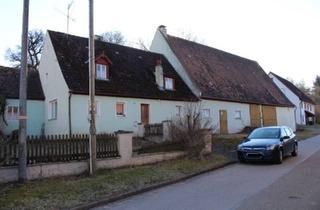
[164,77,175,90]
[96,63,109,80]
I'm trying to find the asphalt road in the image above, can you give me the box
[93,135,320,210]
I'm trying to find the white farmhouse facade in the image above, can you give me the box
[269,72,316,125]
[150,26,296,132]
[38,30,198,135]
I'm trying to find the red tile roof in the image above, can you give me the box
[164,34,293,107]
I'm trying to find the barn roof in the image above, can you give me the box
[162,33,293,107]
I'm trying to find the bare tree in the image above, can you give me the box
[136,38,149,51]
[170,103,213,159]
[178,30,206,44]
[100,31,126,45]
[6,29,44,70]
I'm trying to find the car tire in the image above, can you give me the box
[238,153,246,163]
[291,144,298,157]
[275,149,283,164]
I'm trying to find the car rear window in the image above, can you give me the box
[248,128,280,139]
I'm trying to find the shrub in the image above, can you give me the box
[169,103,213,159]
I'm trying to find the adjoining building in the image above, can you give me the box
[0,66,45,135]
[269,72,316,125]
[150,26,296,133]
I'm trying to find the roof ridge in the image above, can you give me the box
[47,30,165,57]
[166,34,257,63]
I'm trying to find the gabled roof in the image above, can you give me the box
[162,33,293,107]
[0,66,45,100]
[48,30,197,101]
[270,72,315,104]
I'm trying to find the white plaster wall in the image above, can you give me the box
[276,107,296,131]
[269,73,303,125]
[201,100,251,134]
[38,33,70,135]
[70,95,190,134]
[150,29,201,97]
[0,99,44,135]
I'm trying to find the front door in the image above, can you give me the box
[219,110,228,134]
[141,104,149,125]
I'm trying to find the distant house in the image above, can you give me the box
[0,66,45,135]
[150,25,296,133]
[38,30,197,135]
[269,72,316,125]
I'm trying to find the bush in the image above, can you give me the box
[169,104,212,159]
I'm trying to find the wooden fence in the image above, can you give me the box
[144,123,163,136]
[0,134,119,166]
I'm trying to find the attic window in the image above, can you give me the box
[164,77,175,90]
[96,64,109,80]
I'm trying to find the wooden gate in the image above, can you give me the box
[219,110,228,134]
[262,106,277,126]
[250,104,261,127]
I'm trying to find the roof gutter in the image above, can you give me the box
[68,91,72,136]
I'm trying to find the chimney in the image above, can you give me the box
[94,35,103,41]
[158,25,167,37]
[155,59,164,89]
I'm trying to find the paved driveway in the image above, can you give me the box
[94,135,320,210]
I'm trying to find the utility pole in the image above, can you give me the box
[18,0,29,183]
[88,0,96,175]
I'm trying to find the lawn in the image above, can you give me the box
[0,154,228,210]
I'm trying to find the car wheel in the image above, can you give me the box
[291,144,298,157]
[238,154,246,163]
[275,149,283,164]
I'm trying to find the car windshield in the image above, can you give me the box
[248,128,280,139]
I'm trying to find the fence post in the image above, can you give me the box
[137,123,145,137]
[201,129,212,155]
[116,131,133,160]
[162,120,171,141]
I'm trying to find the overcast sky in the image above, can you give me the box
[1,0,319,87]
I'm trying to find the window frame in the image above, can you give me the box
[5,105,19,121]
[48,99,58,120]
[96,63,109,80]
[164,77,175,90]
[116,102,126,117]
[201,109,210,118]
[175,105,182,117]
[235,110,242,120]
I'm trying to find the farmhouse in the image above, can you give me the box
[0,66,45,135]
[269,72,316,125]
[38,30,197,135]
[150,26,296,133]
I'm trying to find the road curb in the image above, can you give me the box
[70,160,237,210]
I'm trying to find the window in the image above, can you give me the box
[48,100,57,120]
[88,100,100,117]
[96,64,108,80]
[116,102,125,116]
[164,77,174,90]
[176,105,182,117]
[201,109,210,118]
[6,106,19,120]
[235,110,241,119]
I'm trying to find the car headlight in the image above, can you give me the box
[237,145,242,150]
[266,145,276,150]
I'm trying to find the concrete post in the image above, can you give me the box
[201,129,212,155]
[117,132,133,160]
[137,123,145,137]
[162,120,172,141]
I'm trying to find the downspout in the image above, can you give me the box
[68,91,72,136]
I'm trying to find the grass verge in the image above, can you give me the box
[295,129,320,141]
[0,154,228,210]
